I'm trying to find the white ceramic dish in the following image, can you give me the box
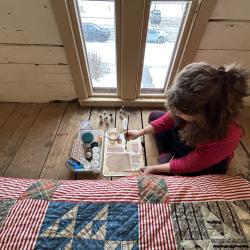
[107,128,120,141]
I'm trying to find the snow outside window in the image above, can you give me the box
[77,0,117,92]
[141,1,190,93]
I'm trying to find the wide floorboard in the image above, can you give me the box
[0,102,249,180]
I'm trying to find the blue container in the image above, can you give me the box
[66,159,84,171]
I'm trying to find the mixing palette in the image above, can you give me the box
[103,129,144,177]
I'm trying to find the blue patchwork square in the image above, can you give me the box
[35,202,138,250]
[106,203,138,241]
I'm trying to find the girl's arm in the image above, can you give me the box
[125,124,154,140]
[150,111,175,133]
[126,111,175,141]
[140,124,155,135]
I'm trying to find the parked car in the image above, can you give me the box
[150,9,161,25]
[82,23,111,42]
[146,29,168,43]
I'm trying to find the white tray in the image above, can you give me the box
[102,132,144,177]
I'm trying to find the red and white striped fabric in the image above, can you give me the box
[165,174,250,202]
[0,199,48,250]
[139,203,176,250]
[0,178,32,199]
[52,177,138,203]
[0,174,249,249]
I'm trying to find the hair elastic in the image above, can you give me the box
[217,66,227,85]
[217,66,226,77]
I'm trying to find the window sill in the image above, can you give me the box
[79,97,166,107]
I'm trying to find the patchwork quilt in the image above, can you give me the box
[0,174,250,249]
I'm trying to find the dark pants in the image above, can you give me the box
[149,111,228,175]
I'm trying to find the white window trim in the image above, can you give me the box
[51,0,217,107]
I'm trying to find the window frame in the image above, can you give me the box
[68,0,120,97]
[51,0,217,106]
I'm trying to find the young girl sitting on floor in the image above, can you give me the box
[125,62,249,175]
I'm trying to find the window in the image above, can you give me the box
[53,0,215,104]
[141,1,190,93]
[76,0,117,93]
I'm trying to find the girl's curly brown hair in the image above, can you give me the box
[166,62,249,146]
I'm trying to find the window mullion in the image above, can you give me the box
[120,0,145,100]
[135,0,151,99]
[115,0,122,98]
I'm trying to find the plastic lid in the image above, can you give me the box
[82,132,94,143]
[92,147,99,153]
[91,141,99,148]
[91,160,99,168]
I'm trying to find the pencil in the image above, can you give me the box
[125,115,129,150]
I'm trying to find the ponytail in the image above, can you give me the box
[224,64,249,119]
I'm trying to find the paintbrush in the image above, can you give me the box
[125,115,129,150]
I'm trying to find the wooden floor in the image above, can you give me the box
[0,102,249,181]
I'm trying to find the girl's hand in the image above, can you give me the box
[140,166,157,175]
[140,163,171,175]
[124,129,142,141]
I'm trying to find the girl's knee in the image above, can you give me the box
[148,110,165,123]
[148,112,155,123]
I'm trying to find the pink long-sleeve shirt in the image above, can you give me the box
[150,112,241,174]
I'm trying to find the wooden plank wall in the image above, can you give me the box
[193,0,250,105]
[0,0,77,102]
